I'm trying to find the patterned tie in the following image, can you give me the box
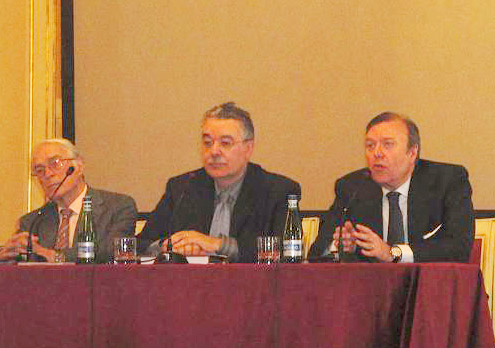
[55,208,73,251]
[210,192,231,238]
[387,192,405,245]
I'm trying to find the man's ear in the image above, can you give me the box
[245,139,254,159]
[408,144,419,161]
[72,158,84,175]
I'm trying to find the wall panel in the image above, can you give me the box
[0,0,61,243]
[74,1,495,211]
[0,0,30,242]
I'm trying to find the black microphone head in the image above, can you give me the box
[67,166,75,176]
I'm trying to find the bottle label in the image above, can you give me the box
[283,240,302,257]
[78,242,95,258]
[288,200,298,209]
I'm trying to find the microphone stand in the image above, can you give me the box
[338,189,358,263]
[25,208,46,262]
[336,171,367,263]
[337,207,347,263]
[166,232,174,262]
[155,233,187,264]
[155,231,173,263]
[24,166,75,262]
[154,177,195,264]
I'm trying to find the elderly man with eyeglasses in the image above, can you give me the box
[0,139,137,263]
[138,102,301,263]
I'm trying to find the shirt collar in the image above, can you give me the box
[58,184,88,215]
[214,173,245,201]
[381,176,411,198]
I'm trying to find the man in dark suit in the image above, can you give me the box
[0,139,137,263]
[310,112,474,263]
[138,102,300,263]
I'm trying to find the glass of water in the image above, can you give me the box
[257,236,280,264]
[113,237,137,264]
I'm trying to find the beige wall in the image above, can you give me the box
[74,1,495,212]
[0,0,30,243]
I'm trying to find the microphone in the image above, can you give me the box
[337,170,369,263]
[49,166,75,201]
[25,166,75,262]
[155,172,195,264]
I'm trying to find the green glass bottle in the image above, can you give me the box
[282,194,303,263]
[77,195,96,264]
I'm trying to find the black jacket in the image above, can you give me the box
[138,163,301,263]
[310,159,474,262]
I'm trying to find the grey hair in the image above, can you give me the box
[203,102,255,140]
[35,138,82,160]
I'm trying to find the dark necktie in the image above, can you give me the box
[387,192,404,245]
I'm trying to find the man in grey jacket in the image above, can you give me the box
[0,139,137,263]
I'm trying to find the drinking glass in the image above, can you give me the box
[113,237,137,264]
[257,236,280,264]
[53,249,66,263]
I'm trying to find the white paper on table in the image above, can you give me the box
[186,256,210,264]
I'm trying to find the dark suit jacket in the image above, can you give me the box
[19,187,137,263]
[137,163,301,263]
[310,159,474,262]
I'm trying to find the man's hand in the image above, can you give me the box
[332,221,357,253]
[352,224,393,262]
[0,232,56,262]
[0,232,30,260]
[166,231,222,256]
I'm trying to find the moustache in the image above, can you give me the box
[207,157,226,164]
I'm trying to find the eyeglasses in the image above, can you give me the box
[32,157,75,177]
[202,137,252,151]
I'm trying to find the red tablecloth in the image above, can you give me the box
[0,263,493,348]
[0,265,93,348]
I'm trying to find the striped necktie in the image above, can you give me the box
[55,208,73,251]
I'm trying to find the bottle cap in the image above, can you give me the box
[82,195,92,210]
[287,194,298,201]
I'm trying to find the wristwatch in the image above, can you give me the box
[390,246,402,263]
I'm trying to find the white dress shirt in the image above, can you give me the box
[57,185,88,247]
[381,179,414,263]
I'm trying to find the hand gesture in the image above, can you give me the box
[332,221,357,253]
[165,231,222,256]
[352,224,393,262]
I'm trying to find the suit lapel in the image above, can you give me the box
[231,165,259,238]
[355,178,383,237]
[37,203,59,247]
[408,162,432,241]
[185,174,215,234]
